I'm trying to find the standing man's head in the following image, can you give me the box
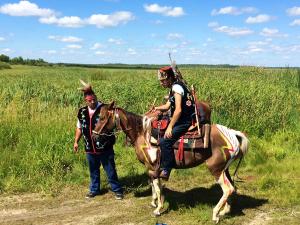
[157,66,176,88]
[79,80,97,109]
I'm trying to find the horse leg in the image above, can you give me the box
[152,178,164,216]
[212,170,235,223]
[219,169,234,217]
[150,179,158,208]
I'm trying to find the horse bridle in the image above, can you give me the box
[92,108,127,136]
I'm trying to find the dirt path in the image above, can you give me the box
[0,190,299,225]
[0,191,149,225]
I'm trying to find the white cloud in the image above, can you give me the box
[290,19,300,26]
[108,38,123,45]
[39,16,84,28]
[47,50,57,54]
[87,11,134,28]
[48,35,83,42]
[127,48,137,55]
[238,45,264,55]
[248,47,264,53]
[144,4,185,17]
[208,22,219,27]
[260,28,288,37]
[246,14,274,24]
[289,45,300,52]
[0,1,134,29]
[245,41,269,54]
[90,43,103,50]
[66,44,82,49]
[0,37,5,41]
[270,44,300,53]
[190,48,202,55]
[286,7,300,16]
[0,0,54,17]
[211,6,257,16]
[214,25,254,36]
[167,33,183,40]
[248,40,271,47]
[0,48,12,53]
[95,51,105,55]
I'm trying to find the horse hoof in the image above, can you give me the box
[150,202,157,208]
[213,218,220,224]
[219,208,230,216]
[153,210,161,217]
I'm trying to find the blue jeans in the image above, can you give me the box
[159,122,191,171]
[86,150,123,194]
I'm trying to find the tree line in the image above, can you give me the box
[0,54,48,66]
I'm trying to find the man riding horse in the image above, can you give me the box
[149,66,195,180]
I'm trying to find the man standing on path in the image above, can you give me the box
[73,80,123,200]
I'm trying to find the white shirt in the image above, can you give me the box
[172,84,184,96]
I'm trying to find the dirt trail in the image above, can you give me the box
[0,191,299,225]
[0,192,147,225]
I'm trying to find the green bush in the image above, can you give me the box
[0,61,11,69]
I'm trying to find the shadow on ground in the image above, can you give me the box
[119,172,150,194]
[164,184,268,216]
[133,182,268,217]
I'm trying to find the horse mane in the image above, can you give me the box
[116,107,144,133]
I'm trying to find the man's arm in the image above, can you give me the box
[73,128,82,153]
[155,101,171,112]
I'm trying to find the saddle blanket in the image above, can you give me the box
[216,124,240,159]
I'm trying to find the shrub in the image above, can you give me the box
[0,61,11,69]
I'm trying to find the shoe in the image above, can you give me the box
[159,169,170,181]
[115,193,124,200]
[85,192,99,199]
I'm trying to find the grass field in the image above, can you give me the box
[0,65,299,224]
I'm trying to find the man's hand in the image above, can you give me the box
[73,142,79,153]
[164,126,173,138]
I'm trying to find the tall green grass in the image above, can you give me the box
[0,65,299,207]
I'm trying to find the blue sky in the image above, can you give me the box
[0,0,299,66]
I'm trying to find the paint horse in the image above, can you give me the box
[92,101,249,223]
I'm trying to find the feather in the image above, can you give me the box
[78,79,94,95]
[79,79,88,87]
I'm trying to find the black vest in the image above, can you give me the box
[77,104,115,153]
[169,81,195,123]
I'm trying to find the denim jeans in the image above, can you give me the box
[159,121,191,171]
[86,150,123,194]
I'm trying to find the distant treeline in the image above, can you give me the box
[54,62,242,70]
[0,54,48,66]
[0,54,299,69]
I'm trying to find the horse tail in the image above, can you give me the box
[234,131,249,157]
[232,130,249,182]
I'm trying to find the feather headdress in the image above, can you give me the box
[78,79,95,97]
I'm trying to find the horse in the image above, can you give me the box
[92,101,249,223]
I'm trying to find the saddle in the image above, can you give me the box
[150,121,210,150]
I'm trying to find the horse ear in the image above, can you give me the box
[108,101,115,110]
